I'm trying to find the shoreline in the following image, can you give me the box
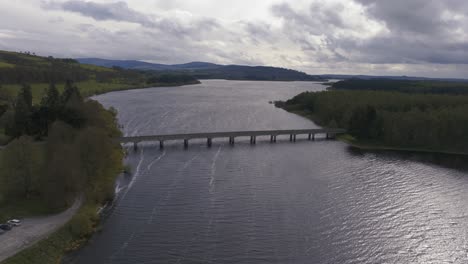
[337,134,468,157]
[85,80,201,97]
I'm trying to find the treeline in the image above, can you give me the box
[147,73,199,85]
[0,81,123,211]
[331,79,468,95]
[278,90,468,153]
[191,65,325,81]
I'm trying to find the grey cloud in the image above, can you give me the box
[272,2,348,35]
[350,0,468,64]
[42,0,155,26]
[270,1,468,65]
[156,17,219,38]
[42,0,220,39]
[243,22,277,45]
[355,0,458,35]
[270,2,352,61]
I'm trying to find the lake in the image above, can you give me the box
[73,80,468,264]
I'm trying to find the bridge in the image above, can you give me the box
[119,128,347,149]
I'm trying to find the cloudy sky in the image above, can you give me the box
[1,0,468,77]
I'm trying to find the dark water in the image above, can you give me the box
[74,80,468,264]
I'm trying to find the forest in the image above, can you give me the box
[331,79,468,95]
[0,81,125,263]
[0,81,123,214]
[190,65,325,81]
[277,90,468,153]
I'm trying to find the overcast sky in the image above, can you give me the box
[1,0,468,77]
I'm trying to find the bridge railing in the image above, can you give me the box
[118,128,346,148]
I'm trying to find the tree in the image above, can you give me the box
[41,83,60,110]
[10,91,32,137]
[61,80,82,106]
[2,136,39,200]
[19,84,32,110]
[59,80,85,128]
[42,121,79,209]
[348,105,377,139]
[35,83,61,136]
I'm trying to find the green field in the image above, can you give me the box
[0,62,14,68]
[2,80,141,104]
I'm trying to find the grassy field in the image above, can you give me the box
[2,79,141,104]
[0,62,14,68]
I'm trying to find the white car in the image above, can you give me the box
[7,219,21,226]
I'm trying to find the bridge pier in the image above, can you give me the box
[293,134,297,142]
[290,134,293,142]
[250,136,256,145]
[207,138,212,147]
[270,135,277,143]
[184,139,189,148]
[229,137,235,145]
[133,142,138,151]
[159,141,164,149]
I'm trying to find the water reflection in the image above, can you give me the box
[73,80,468,264]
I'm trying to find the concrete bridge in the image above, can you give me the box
[119,128,346,149]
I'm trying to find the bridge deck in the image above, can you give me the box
[119,128,346,144]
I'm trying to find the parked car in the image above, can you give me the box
[0,224,12,231]
[7,219,21,226]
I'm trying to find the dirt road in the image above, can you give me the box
[0,197,82,262]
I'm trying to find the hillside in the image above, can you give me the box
[76,58,325,81]
[77,58,221,71]
[0,50,199,104]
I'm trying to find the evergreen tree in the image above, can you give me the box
[41,83,60,110]
[19,84,32,110]
[61,80,82,106]
[10,91,32,137]
[59,80,85,128]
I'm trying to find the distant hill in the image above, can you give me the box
[76,58,325,81]
[322,74,468,83]
[77,58,221,71]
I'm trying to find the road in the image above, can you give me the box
[0,197,82,262]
